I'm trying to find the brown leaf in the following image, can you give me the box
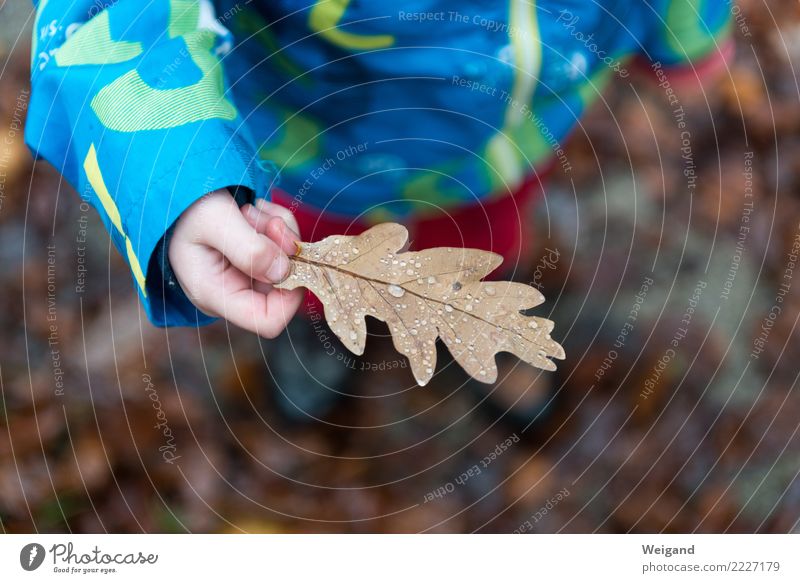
[276,223,565,385]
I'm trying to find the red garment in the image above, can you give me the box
[273,173,543,266]
[271,174,544,312]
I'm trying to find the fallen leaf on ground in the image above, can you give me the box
[276,223,565,385]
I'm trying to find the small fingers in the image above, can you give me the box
[199,196,290,284]
[256,198,300,235]
[242,203,301,255]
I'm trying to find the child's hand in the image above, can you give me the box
[169,189,304,338]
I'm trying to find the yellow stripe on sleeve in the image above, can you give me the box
[83,144,148,296]
[125,237,148,295]
[83,143,123,233]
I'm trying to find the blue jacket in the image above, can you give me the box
[26,0,731,327]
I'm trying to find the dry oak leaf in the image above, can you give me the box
[275,223,565,386]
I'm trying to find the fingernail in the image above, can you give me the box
[267,253,290,283]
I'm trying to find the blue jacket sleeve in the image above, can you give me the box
[26,0,277,327]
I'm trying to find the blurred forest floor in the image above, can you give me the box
[1,1,800,533]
